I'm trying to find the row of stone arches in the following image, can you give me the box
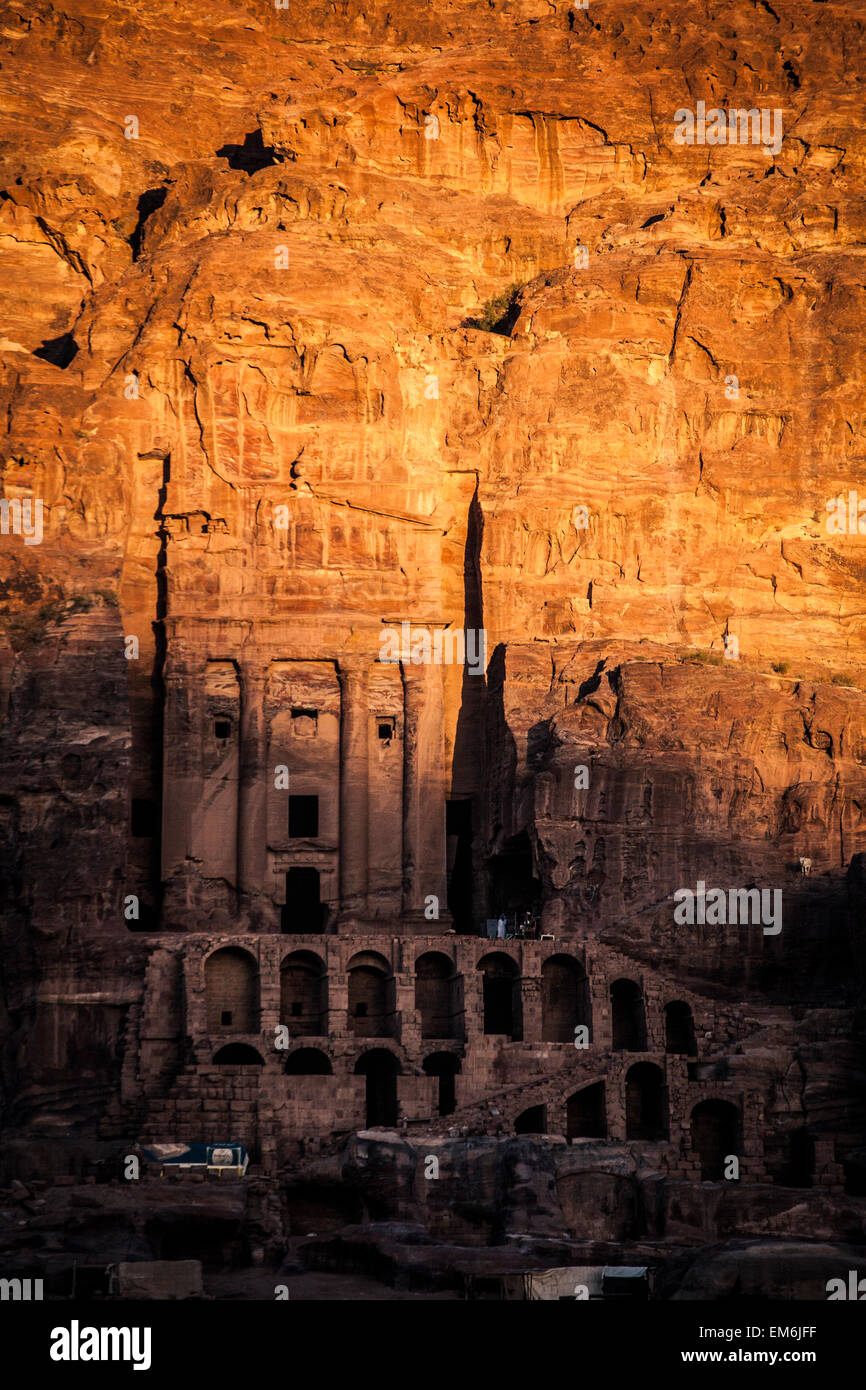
[204,947,698,1053]
[209,1043,740,1175]
[520,1072,741,1179]
[208,1043,459,1126]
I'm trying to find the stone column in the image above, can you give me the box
[337,657,370,918]
[237,660,269,897]
[401,661,448,924]
[520,974,542,1043]
[161,649,204,884]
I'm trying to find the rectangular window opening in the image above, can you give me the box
[289,794,319,838]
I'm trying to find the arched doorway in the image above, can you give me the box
[415,953,455,1038]
[213,1043,264,1066]
[477,953,521,1038]
[422,1052,460,1116]
[567,1082,606,1139]
[285,1048,332,1075]
[280,951,327,1035]
[665,1000,696,1055]
[205,947,258,1033]
[347,952,393,1038]
[355,1049,401,1127]
[611,979,646,1051]
[625,1063,666,1140]
[515,1104,547,1135]
[541,955,590,1042]
[691,1099,740,1179]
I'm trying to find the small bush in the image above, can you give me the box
[772,660,789,674]
[466,283,525,334]
[683,649,724,667]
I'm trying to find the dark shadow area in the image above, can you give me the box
[488,829,542,922]
[664,1000,697,1055]
[463,283,524,335]
[281,867,326,933]
[576,660,606,703]
[423,1052,460,1115]
[449,483,488,933]
[567,1082,606,1139]
[355,1049,400,1127]
[34,332,78,367]
[626,1062,667,1140]
[130,186,167,260]
[515,1104,546,1134]
[776,1127,814,1188]
[526,718,560,771]
[477,952,522,1038]
[691,1099,740,1180]
[213,1043,264,1065]
[611,978,647,1051]
[216,129,277,174]
[285,1047,332,1075]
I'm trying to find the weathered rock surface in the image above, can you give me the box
[1,0,865,1296]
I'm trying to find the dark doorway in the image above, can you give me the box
[542,955,590,1042]
[625,1063,666,1140]
[611,979,647,1051]
[282,868,323,933]
[567,1082,606,1139]
[355,1050,400,1127]
[423,1053,460,1116]
[665,1000,696,1055]
[289,795,319,837]
[778,1128,814,1188]
[691,1099,740,1180]
[446,799,474,934]
[415,952,454,1038]
[477,953,521,1038]
[515,1104,547,1135]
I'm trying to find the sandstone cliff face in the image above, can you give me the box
[1,0,865,1286]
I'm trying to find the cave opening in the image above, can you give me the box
[487,829,542,925]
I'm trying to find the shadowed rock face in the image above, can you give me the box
[1,0,865,1295]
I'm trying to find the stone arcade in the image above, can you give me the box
[119,603,841,1192]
